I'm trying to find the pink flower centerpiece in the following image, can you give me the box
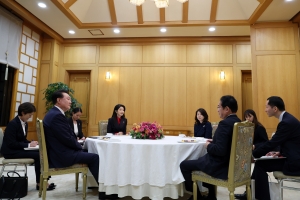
[130,122,164,139]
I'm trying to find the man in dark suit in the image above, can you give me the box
[43,90,99,184]
[180,95,241,200]
[237,96,300,200]
[1,102,55,190]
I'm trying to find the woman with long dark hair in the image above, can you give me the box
[107,104,127,135]
[244,109,269,150]
[68,107,85,140]
[194,108,212,138]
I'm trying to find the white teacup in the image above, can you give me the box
[106,133,113,137]
[178,134,186,137]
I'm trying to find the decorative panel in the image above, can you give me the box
[209,45,233,63]
[63,46,97,63]
[255,27,295,51]
[236,45,251,64]
[120,46,143,63]
[143,45,165,63]
[186,45,210,63]
[99,46,121,63]
[165,45,186,63]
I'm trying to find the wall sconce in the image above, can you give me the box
[220,71,225,80]
[105,71,111,80]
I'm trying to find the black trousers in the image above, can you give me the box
[251,159,285,200]
[4,150,40,183]
[180,159,215,197]
[73,152,99,183]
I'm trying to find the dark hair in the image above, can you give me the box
[244,109,263,128]
[220,95,238,113]
[51,89,69,104]
[267,96,285,111]
[194,108,209,124]
[18,102,36,116]
[72,107,82,114]
[111,104,126,118]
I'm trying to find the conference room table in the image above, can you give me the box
[83,135,207,200]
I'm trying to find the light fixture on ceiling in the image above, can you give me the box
[114,29,120,33]
[69,30,75,34]
[154,0,169,8]
[38,3,47,8]
[220,71,225,80]
[129,0,146,6]
[177,0,188,2]
[105,71,112,80]
[160,28,166,32]
[209,27,216,32]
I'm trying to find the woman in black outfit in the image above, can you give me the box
[244,109,269,150]
[68,107,85,140]
[193,108,212,138]
[107,104,127,135]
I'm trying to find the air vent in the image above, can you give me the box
[88,29,104,36]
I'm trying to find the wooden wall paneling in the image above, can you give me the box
[209,67,234,122]
[96,67,120,123]
[63,46,97,63]
[256,55,298,129]
[164,45,186,63]
[41,42,52,61]
[186,45,210,63]
[186,67,210,130]
[140,67,164,123]
[255,27,295,51]
[163,67,187,126]
[99,46,121,63]
[209,45,233,63]
[142,45,165,63]
[36,63,50,119]
[120,46,143,63]
[119,67,142,127]
[236,45,251,63]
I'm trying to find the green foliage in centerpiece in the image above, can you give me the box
[130,122,164,139]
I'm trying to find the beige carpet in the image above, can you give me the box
[1,163,299,199]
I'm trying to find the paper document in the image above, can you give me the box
[24,145,39,150]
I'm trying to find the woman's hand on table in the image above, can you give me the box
[81,137,86,141]
[115,132,123,135]
[266,151,280,157]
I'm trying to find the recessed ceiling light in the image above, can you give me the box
[114,29,120,33]
[285,0,293,2]
[160,28,166,33]
[209,27,216,32]
[38,3,47,8]
[69,30,75,34]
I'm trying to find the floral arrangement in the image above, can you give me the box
[130,122,164,139]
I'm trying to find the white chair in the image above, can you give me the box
[273,171,300,200]
[0,128,34,177]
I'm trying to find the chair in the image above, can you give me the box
[36,118,88,200]
[98,120,108,136]
[192,121,254,200]
[273,171,300,200]
[0,128,34,177]
[211,123,218,138]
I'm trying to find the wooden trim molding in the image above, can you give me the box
[160,8,165,23]
[182,1,188,23]
[248,0,273,25]
[136,5,143,24]
[64,0,77,9]
[107,0,117,25]
[210,0,218,23]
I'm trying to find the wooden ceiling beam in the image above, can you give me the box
[136,5,143,24]
[210,0,218,23]
[64,0,77,9]
[182,1,189,23]
[248,0,273,24]
[107,0,117,25]
[160,8,165,24]
[291,11,300,25]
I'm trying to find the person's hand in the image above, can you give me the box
[77,137,79,140]
[253,145,255,150]
[81,137,86,141]
[205,139,213,148]
[266,151,280,157]
[30,141,38,147]
[117,132,123,135]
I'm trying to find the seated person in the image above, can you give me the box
[250,96,300,200]
[107,104,127,135]
[43,90,99,184]
[194,108,212,138]
[180,95,241,200]
[68,107,86,141]
[1,102,55,190]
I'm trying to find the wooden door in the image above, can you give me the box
[242,71,253,116]
[69,73,90,136]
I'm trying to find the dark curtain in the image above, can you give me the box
[0,64,15,126]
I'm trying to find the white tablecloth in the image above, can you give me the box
[84,136,207,200]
